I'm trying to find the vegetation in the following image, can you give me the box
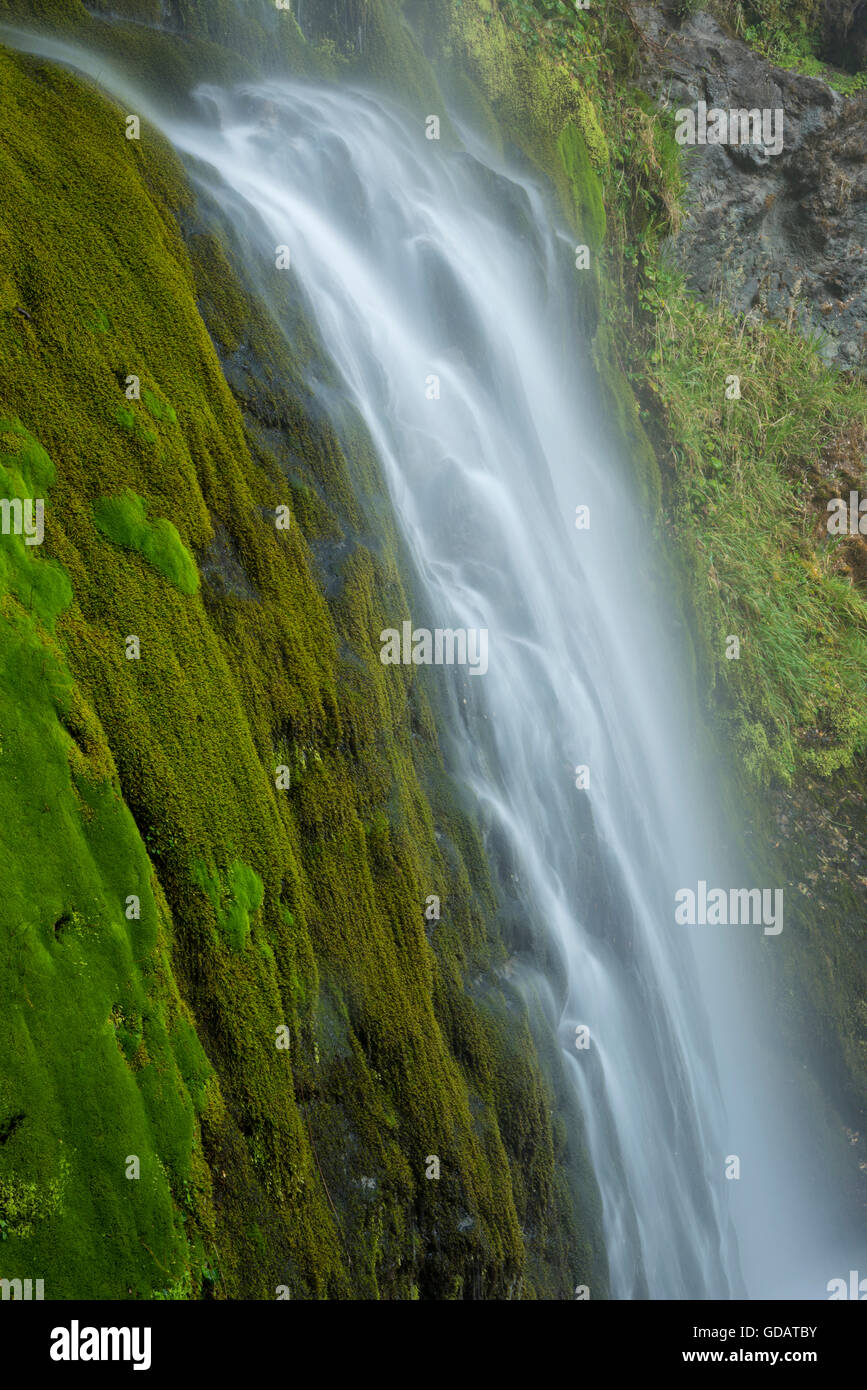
[0,8,602,1299]
[644,284,867,787]
[94,491,200,596]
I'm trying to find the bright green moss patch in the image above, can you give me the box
[114,407,157,445]
[192,859,264,954]
[87,309,110,335]
[94,490,200,595]
[558,123,606,248]
[0,437,210,1296]
[142,389,177,424]
[0,420,71,629]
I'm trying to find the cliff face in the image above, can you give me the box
[0,0,610,1299]
[823,0,867,69]
[635,6,867,372]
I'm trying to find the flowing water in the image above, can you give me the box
[3,21,860,1298]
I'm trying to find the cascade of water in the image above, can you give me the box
[173,78,741,1299]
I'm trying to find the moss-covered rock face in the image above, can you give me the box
[0,4,614,1298]
[0,413,206,1294]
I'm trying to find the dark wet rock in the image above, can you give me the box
[823,0,867,71]
[635,7,867,370]
[197,517,259,601]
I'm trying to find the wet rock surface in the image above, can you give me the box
[197,517,260,601]
[823,0,867,71]
[635,6,867,370]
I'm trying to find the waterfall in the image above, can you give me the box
[153,78,738,1299]
[3,20,858,1298]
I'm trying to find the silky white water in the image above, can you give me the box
[4,23,861,1298]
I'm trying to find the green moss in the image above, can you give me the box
[0,422,210,1296]
[192,859,264,954]
[188,233,247,357]
[0,19,596,1299]
[143,389,177,425]
[169,1018,212,1114]
[0,1162,67,1239]
[557,123,606,248]
[576,87,609,170]
[0,421,70,628]
[94,490,199,596]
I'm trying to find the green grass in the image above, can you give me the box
[739,12,867,94]
[642,282,867,785]
[667,0,867,93]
